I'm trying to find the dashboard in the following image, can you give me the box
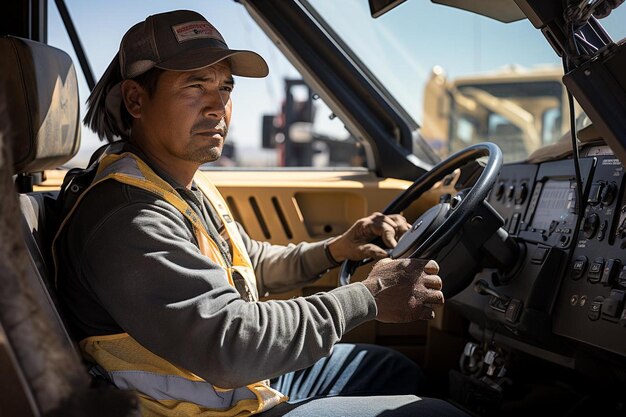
[450,144,626,367]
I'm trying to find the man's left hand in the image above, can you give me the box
[327,212,410,262]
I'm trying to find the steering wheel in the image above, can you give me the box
[339,142,503,296]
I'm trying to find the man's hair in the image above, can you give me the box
[83,54,164,143]
[118,68,164,137]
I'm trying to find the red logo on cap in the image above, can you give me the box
[172,21,224,43]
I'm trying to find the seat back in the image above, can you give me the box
[0,34,86,415]
[1,34,81,347]
[0,36,134,416]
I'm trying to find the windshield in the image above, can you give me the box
[307,0,626,162]
[48,0,358,169]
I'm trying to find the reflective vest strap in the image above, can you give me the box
[251,384,289,413]
[108,370,257,409]
[194,172,258,298]
[81,333,287,415]
[97,154,213,244]
[97,153,230,271]
[53,151,231,287]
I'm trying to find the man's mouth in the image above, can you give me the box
[193,130,225,138]
[192,118,228,139]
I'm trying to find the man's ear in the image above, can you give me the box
[120,80,144,119]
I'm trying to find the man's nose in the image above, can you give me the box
[203,89,227,118]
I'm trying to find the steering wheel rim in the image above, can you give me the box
[339,142,503,286]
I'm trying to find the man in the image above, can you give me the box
[55,9,465,417]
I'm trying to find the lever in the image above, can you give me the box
[459,342,480,373]
[474,279,510,302]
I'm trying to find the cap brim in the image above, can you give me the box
[156,47,269,78]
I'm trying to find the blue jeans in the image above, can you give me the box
[263,343,468,417]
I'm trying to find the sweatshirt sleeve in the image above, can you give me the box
[236,223,339,295]
[79,198,377,389]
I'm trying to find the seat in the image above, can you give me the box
[0,36,137,416]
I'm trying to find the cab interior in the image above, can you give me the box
[1,1,625,416]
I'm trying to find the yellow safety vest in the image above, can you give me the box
[53,150,287,416]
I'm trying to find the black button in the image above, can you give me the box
[572,256,587,280]
[602,299,620,318]
[601,182,617,206]
[515,182,528,205]
[587,182,603,206]
[549,220,559,234]
[602,290,624,319]
[582,213,600,239]
[588,297,603,321]
[601,259,620,286]
[507,185,515,201]
[494,182,505,201]
[588,258,605,283]
[505,299,523,323]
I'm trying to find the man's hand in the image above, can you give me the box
[327,212,410,262]
[361,258,444,323]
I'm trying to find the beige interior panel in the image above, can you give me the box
[201,170,414,242]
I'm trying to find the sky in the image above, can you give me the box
[48,0,301,164]
[47,0,626,166]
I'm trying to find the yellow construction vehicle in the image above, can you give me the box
[422,65,582,162]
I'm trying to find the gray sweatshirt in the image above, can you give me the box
[55,150,377,389]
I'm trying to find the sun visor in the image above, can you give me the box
[432,0,526,23]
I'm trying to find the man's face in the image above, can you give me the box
[133,62,234,166]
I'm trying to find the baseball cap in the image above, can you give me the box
[121,10,268,78]
[85,10,268,141]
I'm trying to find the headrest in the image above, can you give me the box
[0,36,81,174]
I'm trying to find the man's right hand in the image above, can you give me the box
[361,258,444,323]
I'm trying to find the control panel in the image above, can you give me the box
[451,152,626,359]
[553,154,626,357]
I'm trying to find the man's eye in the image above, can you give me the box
[185,84,205,91]
[221,86,233,93]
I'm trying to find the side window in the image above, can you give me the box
[47,1,363,170]
[233,81,365,168]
